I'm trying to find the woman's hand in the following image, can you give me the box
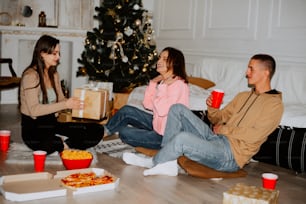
[66,97,84,110]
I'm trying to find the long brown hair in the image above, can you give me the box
[162,47,188,83]
[22,35,60,104]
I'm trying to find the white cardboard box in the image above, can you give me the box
[0,168,119,201]
[0,172,66,202]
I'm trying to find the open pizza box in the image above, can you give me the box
[0,172,66,202]
[0,168,119,202]
[54,168,120,195]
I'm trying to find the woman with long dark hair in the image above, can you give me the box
[19,35,103,154]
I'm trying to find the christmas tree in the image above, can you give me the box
[77,0,159,92]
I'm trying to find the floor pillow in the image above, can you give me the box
[177,156,247,179]
[135,146,158,157]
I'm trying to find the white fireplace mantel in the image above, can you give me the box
[0,25,89,104]
[0,25,86,37]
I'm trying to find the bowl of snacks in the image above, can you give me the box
[60,149,93,170]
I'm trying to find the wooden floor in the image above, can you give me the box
[0,104,306,204]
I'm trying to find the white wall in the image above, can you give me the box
[1,0,305,103]
[0,0,98,29]
[143,0,154,11]
[152,0,306,77]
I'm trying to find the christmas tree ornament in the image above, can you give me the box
[133,4,140,10]
[135,19,141,26]
[105,70,110,76]
[80,67,87,74]
[107,9,116,17]
[148,54,153,61]
[133,65,139,70]
[115,17,121,24]
[124,26,133,36]
[122,56,128,63]
[109,51,115,60]
[129,69,134,74]
[132,54,138,60]
[116,4,122,10]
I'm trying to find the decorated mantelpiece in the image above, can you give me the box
[77,0,158,93]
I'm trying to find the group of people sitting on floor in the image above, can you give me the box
[19,34,283,177]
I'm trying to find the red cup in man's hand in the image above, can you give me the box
[211,89,224,109]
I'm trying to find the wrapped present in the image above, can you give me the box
[113,92,131,112]
[223,183,279,204]
[72,88,110,120]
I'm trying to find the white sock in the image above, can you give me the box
[122,152,153,168]
[143,160,178,177]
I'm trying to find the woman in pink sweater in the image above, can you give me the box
[104,47,189,149]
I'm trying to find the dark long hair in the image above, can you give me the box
[162,47,188,83]
[22,35,60,104]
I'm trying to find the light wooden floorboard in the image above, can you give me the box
[0,104,305,204]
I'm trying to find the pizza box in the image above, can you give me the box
[0,172,67,202]
[54,168,120,195]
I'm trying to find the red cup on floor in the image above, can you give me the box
[211,89,224,109]
[33,150,47,172]
[262,173,278,190]
[0,130,11,152]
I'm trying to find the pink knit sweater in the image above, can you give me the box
[142,79,189,135]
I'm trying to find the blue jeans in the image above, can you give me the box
[153,104,239,172]
[105,105,162,149]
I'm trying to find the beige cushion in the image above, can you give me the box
[187,76,215,89]
[178,156,247,179]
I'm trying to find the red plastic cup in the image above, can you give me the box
[211,89,224,109]
[262,173,278,190]
[0,130,11,152]
[33,150,47,172]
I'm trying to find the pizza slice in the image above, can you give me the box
[61,172,115,188]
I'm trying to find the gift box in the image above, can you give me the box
[113,92,131,113]
[223,183,279,204]
[72,88,110,120]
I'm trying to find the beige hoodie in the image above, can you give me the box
[208,89,284,168]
